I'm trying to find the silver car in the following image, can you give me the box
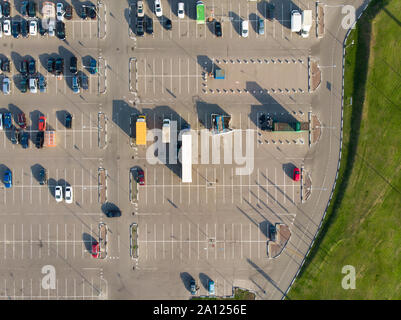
[3,77,10,94]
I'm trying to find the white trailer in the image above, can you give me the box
[180,131,192,183]
[291,10,302,33]
[301,10,312,38]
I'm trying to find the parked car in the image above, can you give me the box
[65,113,72,129]
[56,21,65,40]
[80,5,88,20]
[146,16,153,34]
[29,20,37,36]
[88,58,97,74]
[17,113,27,129]
[3,19,11,36]
[88,5,96,19]
[11,128,20,144]
[190,280,197,295]
[29,77,37,93]
[21,19,29,37]
[3,113,12,129]
[136,17,144,36]
[38,75,46,92]
[21,1,28,16]
[241,20,249,38]
[215,21,222,37]
[38,116,46,131]
[178,2,185,19]
[137,0,144,18]
[38,19,46,35]
[3,169,12,188]
[293,167,301,181]
[55,186,63,202]
[11,21,21,38]
[81,74,89,90]
[28,59,36,75]
[208,280,215,295]
[105,210,122,218]
[20,60,28,75]
[21,132,29,148]
[137,169,145,185]
[72,75,80,93]
[55,58,64,76]
[20,77,28,93]
[65,186,73,204]
[47,57,55,73]
[2,77,10,95]
[56,3,64,21]
[154,0,162,17]
[258,18,265,35]
[3,1,10,17]
[70,56,77,74]
[35,131,44,148]
[28,1,36,18]
[1,58,10,72]
[165,18,172,30]
[64,4,72,20]
[39,168,47,185]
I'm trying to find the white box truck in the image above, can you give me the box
[291,10,302,33]
[301,10,312,38]
[180,131,192,183]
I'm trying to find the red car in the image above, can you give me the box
[293,168,301,181]
[38,116,46,132]
[17,113,27,129]
[137,169,145,186]
[92,242,100,258]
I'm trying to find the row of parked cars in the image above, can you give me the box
[0,18,65,39]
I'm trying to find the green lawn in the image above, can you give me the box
[288,0,401,299]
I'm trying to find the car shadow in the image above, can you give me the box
[82,232,97,253]
[180,272,194,292]
[199,273,211,291]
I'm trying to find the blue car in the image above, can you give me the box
[89,58,98,74]
[208,280,215,295]
[3,113,12,129]
[21,132,29,149]
[4,170,12,188]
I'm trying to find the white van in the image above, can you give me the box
[29,78,38,93]
[291,10,302,33]
[241,20,249,37]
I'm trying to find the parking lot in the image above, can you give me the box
[0,0,333,300]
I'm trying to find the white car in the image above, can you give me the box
[241,20,249,38]
[65,186,73,204]
[154,0,162,17]
[29,20,37,36]
[55,186,63,202]
[3,20,11,36]
[29,78,37,93]
[0,114,3,130]
[3,77,10,95]
[137,0,144,18]
[56,3,65,21]
[178,2,185,19]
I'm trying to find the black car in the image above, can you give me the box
[35,131,44,149]
[47,58,55,73]
[267,3,275,21]
[28,1,36,18]
[215,21,222,37]
[1,59,10,72]
[20,132,29,148]
[20,60,28,75]
[56,21,65,40]
[11,21,21,38]
[38,19,46,35]
[20,77,28,93]
[21,1,28,16]
[3,1,10,17]
[39,168,47,185]
[70,57,77,74]
[65,113,72,129]
[165,18,172,30]
[55,58,64,75]
[88,5,96,19]
[21,19,29,38]
[146,16,153,34]
[136,17,144,36]
[80,5,88,19]
[11,128,20,145]
[105,210,122,218]
[64,4,73,20]
[28,60,36,75]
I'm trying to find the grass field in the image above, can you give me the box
[288,0,401,299]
